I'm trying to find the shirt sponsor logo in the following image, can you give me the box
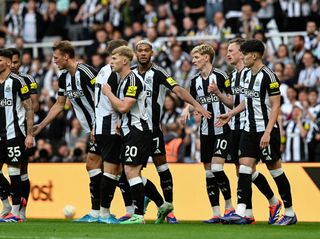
[65,90,84,99]
[245,89,260,98]
[197,94,219,104]
[126,86,138,97]
[232,86,246,95]
[0,98,13,107]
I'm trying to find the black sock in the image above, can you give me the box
[206,176,220,207]
[89,172,102,210]
[118,171,132,207]
[253,172,274,200]
[100,174,118,209]
[158,169,173,203]
[130,182,144,215]
[213,171,232,200]
[0,173,10,200]
[9,175,22,205]
[144,179,164,208]
[237,173,252,206]
[273,173,293,208]
[246,187,252,210]
[21,178,30,203]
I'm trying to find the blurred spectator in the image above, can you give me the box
[19,52,32,74]
[280,0,310,31]
[214,42,231,73]
[22,0,44,43]
[283,102,309,162]
[237,4,261,38]
[281,86,298,122]
[51,142,70,162]
[256,0,274,30]
[168,0,185,33]
[272,43,294,68]
[91,53,104,71]
[208,11,232,42]
[169,43,190,77]
[181,16,196,52]
[161,93,181,128]
[184,0,206,24]
[174,59,195,90]
[1,0,23,44]
[291,35,306,73]
[67,0,85,40]
[164,122,185,163]
[222,0,242,34]
[85,28,108,65]
[284,62,298,86]
[297,51,320,89]
[205,0,223,25]
[306,88,320,123]
[304,20,318,51]
[144,1,157,28]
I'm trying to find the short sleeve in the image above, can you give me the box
[265,72,281,96]
[157,69,179,90]
[16,77,30,101]
[58,73,66,96]
[123,75,143,99]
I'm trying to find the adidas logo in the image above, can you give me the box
[265,155,272,161]
[11,157,18,162]
[126,157,132,162]
[90,146,96,152]
[197,85,202,91]
[154,149,161,154]
[215,149,222,155]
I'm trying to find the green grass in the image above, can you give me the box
[0,219,319,239]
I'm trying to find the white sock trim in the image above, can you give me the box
[103,172,119,181]
[211,164,223,172]
[141,176,147,186]
[269,168,284,178]
[239,165,253,175]
[205,170,214,178]
[88,169,102,177]
[8,166,20,176]
[128,177,143,186]
[21,174,29,181]
[156,164,169,173]
[252,171,259,181]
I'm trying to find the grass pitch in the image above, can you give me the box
[0,219,319,239]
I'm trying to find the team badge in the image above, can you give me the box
[5,85,11,92]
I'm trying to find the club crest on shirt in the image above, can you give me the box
[145,77,152,84]
[5,85,11,92]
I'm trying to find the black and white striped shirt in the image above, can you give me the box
[19,72,38,95]
[0,73,30,141]
[117,71,150,136]
[132,64,178,130]
[94,64,119,135]
[57,63,97,134]
[283,120,308,162]
[190,68,231,135]
[243,66,281,132]
[230,67,250,130]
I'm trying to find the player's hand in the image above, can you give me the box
[115,120,121,136]
[194,105,211,119]
[102,83,112,96]
[208,82,220,95]
[25,135,33,149]
[215,112,232,127]
[32,124,42,136]
[260,132,270,149]
[180,107,191,126]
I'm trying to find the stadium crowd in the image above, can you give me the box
[1,0,320,163]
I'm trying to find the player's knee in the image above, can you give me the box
[211,163,224,172]
[153,155,167,166]
[8,166,20,176]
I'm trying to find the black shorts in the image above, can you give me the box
[121,128,153,167]
[87,138,101,155]
[0,137,27,165]
[239,128,281,163]
[200,134,215,163]
[228,130,243,165]
[213,132,231,160]
[151,128,166,157]
[95,134,122,164]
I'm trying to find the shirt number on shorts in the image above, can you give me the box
[153,137,159,149]
[125,146,138,158]
[262,146,272,160]
[8,146,21,159]
[216,139,228,150]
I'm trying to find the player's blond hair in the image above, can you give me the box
[191,44,215,62]
[111,46,134,61]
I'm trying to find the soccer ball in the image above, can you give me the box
[63,205,76,219]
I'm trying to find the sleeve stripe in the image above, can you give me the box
[263,67,277,83]
[79,64,95,79]
[213,68,229,79]
[20,73,36,83]
[152,64,170,78]
[11,73,27,86]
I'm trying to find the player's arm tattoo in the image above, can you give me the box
[22,98,34,135]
